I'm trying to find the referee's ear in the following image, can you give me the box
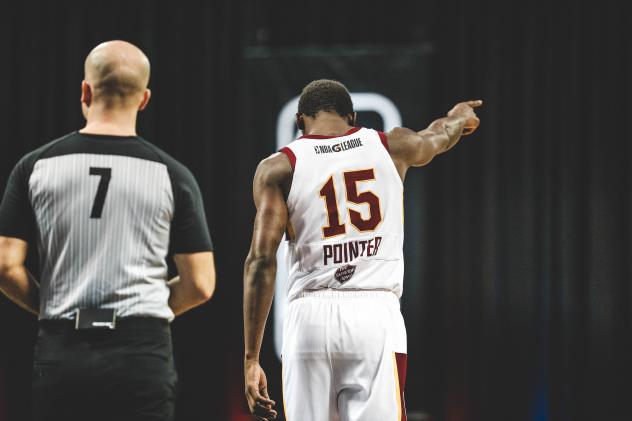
[138,89,151,111]
[81,81,92,107]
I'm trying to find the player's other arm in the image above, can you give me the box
[387,100,483,178]
[168,252,215,316]
[243,153,291,420]
[0,236,39,315]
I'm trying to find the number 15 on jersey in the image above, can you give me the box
[319,169,382,239]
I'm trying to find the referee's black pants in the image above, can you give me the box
[31,317,177,421]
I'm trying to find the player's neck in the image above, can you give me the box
[81,105,139,137]
[304,117,353,138]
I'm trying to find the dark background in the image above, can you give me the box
[0,1,630,420]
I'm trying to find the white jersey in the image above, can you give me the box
[280,127,404,301]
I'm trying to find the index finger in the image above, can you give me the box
[465,100,483,108]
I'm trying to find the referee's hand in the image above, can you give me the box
[245,360,277,420]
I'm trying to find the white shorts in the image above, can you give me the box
[282,290,407,421]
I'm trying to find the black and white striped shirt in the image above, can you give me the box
[0,132,213,321]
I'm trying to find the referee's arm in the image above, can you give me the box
[0,156,39,315]
[168,252,215,316]
[0,236,38,315]
[165,162,216,316]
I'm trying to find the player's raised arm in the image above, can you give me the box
[387,100,483,178]
[243,153,292,420]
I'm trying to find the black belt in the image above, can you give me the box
[39,316,169,333]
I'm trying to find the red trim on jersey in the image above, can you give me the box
[299,127,361,140]
[396,352,408,421]
[377,131,390,151]
[279,147,296,170]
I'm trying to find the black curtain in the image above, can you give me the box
[1,1,630,420]
[422,2,631,420]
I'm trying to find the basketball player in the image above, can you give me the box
[243,79,481,420]
[0,41,215,421]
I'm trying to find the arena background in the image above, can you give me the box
[0,1,630,420]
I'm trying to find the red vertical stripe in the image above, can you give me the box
[279,146,296,170]
[396,352,408,421]
[377,131,389,151]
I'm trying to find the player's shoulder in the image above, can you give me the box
[382,127,418,154]
[255,152,293,186]
[385,127,416,140]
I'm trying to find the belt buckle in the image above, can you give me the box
[74,309,117,330]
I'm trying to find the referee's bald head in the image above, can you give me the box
[82,40,151,110]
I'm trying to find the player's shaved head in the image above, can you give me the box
[84,40,150,108]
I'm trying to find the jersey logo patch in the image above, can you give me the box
[334,264,357,284]
[314,138,363,155]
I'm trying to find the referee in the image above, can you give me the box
[0,41,215,420]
